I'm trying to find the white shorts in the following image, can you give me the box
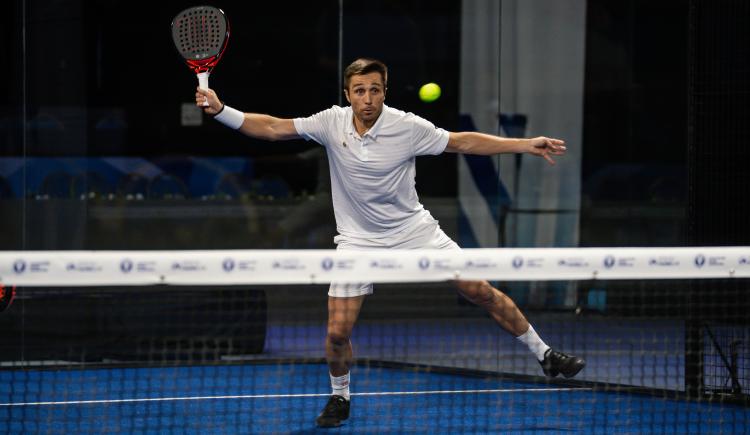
[328,217,459,298]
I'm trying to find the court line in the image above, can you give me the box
[0,387,589,407]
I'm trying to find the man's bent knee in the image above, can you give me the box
[326,330,351,347]
[454,280,495,305]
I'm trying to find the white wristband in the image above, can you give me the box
[214,105,245,130]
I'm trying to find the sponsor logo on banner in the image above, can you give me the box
[120,259,134,273]
[139,262,157,272]
[603,256,636,268]
[528,258,545,268]
[558,257,589,268]
[222,258,235,272]
[512,257,544,269]
[431,258,459,271]
[120,259,156,273]
[740,256,749,266]
[320,257,354,271]
[171,260,206,272]
[13,260,26,274]
[418,257,430,270]
[512,257,523,269]
[604,256,615,268]
[648,257,680,267]
[66,261,103,273]
[223,259,257,272]
[464,259,497,270]
[272,259,305,271]
[693,254,725,268]
[238,261,257,271]
[694,255,706,268]
[369,259,402,270]
[12,259,52,274]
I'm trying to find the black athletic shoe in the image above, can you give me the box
[315,395,350,428]
[539,349,586,378]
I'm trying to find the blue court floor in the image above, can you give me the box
[1,363,747,434]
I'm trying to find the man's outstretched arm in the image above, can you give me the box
[445,131,566,165]
[196,87,300,142]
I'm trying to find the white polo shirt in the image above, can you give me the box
[293,104,449,240]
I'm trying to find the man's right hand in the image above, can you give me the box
[196,87,223,115]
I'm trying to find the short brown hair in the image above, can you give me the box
[343,58,388,90]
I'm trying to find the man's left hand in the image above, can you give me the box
[528,136,566,165]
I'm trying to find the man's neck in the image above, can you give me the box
[353,117,375,136]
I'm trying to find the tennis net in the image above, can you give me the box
[0,247,748,433]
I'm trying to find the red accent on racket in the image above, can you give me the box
[171,5,230,104]
[0,283,15,313]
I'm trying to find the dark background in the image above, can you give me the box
[3,0,689,214]
[2,0,463,197]
[581,1,688,247]
[1,0,747,285]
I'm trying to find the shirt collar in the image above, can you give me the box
[346,105,388,139]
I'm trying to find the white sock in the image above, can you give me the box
[330,372,350,400]
[516,325,551,361]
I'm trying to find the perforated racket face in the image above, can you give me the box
[171,6,229,73]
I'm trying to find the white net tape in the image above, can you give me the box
[2,247,749,286]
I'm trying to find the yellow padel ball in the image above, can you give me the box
[419,82,441,103]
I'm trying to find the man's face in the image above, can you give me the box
[345,72,386,125]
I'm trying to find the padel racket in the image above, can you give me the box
[0,283,15,313]
[171,5,230,106]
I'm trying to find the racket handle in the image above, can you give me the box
[197,72,210,106]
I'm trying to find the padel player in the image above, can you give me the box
[196,58,585,428]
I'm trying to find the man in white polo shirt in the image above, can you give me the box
[196,58,585,428]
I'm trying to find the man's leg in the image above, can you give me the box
[454,279,529,335]
[453,279,585,378]
[326,294,366,377]
[316,293,366,428]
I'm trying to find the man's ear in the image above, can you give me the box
[344,89,350,103]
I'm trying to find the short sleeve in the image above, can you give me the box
[411,115,450,156]
[293,106,341,147]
